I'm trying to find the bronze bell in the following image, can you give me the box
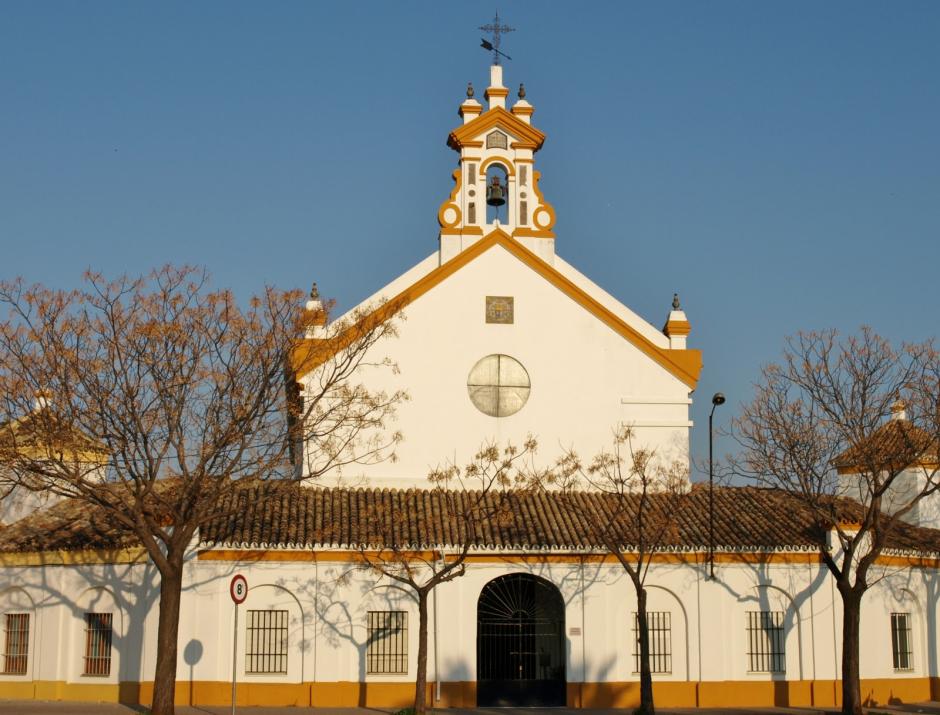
[486,175,506,207]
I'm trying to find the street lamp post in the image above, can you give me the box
[709,392,726,580]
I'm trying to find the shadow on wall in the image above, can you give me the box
[182,639,203,707]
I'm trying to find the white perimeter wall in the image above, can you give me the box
[2,551,939,687]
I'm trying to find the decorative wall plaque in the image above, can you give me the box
[485,296,514,324]
[486,131,508,149]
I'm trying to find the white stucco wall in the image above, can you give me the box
[302,242,692,489]
[2,549,937,694]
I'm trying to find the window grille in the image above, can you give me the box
[2,613,29,675]
[891,612,913,671]
[245,610,289,675]
[83,613,113,676]
[632,611,672,674]
[367,611,407,674]
[746,611,785,673]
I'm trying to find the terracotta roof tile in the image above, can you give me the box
[3,482,940,557]
[833,419,938,472]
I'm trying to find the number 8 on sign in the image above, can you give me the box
[230,574,248,604]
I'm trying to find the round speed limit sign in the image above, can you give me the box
[230,574,248,604]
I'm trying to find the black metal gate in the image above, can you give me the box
[477,573,566,707]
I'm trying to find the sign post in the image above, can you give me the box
[229,574,248,715]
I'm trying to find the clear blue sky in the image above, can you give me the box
[2,2,938,479]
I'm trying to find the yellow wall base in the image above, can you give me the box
[0,676,934,708]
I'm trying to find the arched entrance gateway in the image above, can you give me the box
[476,573,566,707]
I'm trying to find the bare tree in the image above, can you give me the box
[548,425,688,715]
[0,266,403,715]
[732,328,939,715]
[354,438,541,715]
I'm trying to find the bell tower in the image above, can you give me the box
[438,63,557,265]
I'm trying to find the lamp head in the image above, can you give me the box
[712,393,726,406]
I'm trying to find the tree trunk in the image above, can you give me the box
[151,559,184,715]
[839,586,864,715]
[414,590,429,715]
[635,584,655,715]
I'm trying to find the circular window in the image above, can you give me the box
[467,354,530,417]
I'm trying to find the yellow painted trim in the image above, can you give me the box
[12,542,932,569]
[837,460,938,475]
[198,547,940,570]
[512,227,556,239]
[664,318,692,337]
[478,155,516,177]
[530,169,557,231]
[292,229,701,386]
[0,681,123,703]
[511,105,535,116]
[437,168,463,229]
[0,547,147,567]
[198,548,440,563]
[448,106,546,153]
[2,677,933,709]
[438,204,462,229]
[439,226,484,237]
[533,206,553,229]
[197,548,831,566]
[484,87,510,99]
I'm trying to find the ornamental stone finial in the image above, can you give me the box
[518,83,526,99]
[310,282,320,301]
[672,293,681,311]
[467,82,475,99]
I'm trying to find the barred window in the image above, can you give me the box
[2,613,29,675]
[367,611,407,674]
[245,610,289,675]
[746,611,784,673]
[632,611,671,674]
[891,612,913,671]
[83,613,113,676]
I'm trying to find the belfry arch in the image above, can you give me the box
[476,573,566,707]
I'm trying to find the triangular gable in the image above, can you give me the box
[293,229,702,389]
[448,106,546,152]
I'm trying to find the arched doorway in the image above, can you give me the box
[477,573,566,707]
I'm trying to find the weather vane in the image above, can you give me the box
[479,11,514,65]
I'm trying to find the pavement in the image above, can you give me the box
[4,705,940,715]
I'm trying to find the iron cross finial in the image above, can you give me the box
[479,11,515,65]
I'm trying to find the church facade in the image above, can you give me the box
[1,62,940,711]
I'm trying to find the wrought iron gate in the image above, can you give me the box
[477,573,566,707]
